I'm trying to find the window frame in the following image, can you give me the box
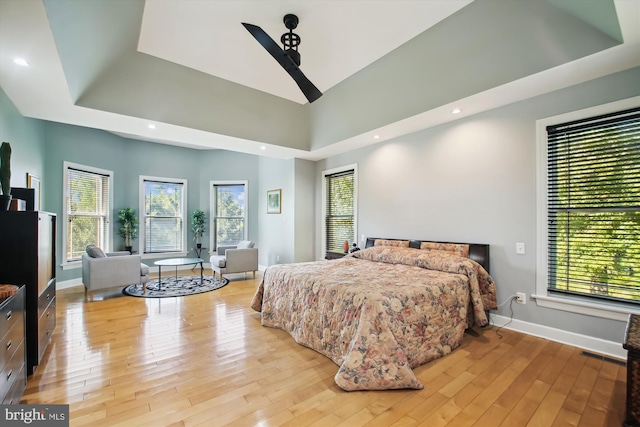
[61,161,113,270]
[210,180,248,250]
[139,175,188,257]
[534,97,640,321]
[322,164,358,255]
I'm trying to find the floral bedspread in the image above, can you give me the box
[251,246,497,391]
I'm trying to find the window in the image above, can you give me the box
[140,177,187,254]
[62,162,113,265]
[536,99,640,319]
[212,181,247,248]
[323,165,357,253]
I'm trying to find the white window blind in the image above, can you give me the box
[325,169,355,253]
[65,167,111,261]
[546,107,640,304]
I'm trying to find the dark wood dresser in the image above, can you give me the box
[0,285,26,404]
[0,211,57,375]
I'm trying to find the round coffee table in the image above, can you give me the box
[154,257,204,290]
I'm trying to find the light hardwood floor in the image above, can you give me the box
[22,273,627,427]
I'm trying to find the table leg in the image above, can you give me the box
[200,261,203,285]
[158,265,162,291]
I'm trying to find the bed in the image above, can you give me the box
[250,237,497,391]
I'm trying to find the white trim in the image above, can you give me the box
[535,96,640,319]
[491,314,627,360]
[532,294,640,322]
[61,260,81,271]
[61,161,114,268]
[321,164,358,254]
[56,277,83,290]
[139,175,188,255]
[210,180,249,250]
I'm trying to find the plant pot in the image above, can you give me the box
[0,195,11,211]
[196,243,202,249]
[125,246,132,254]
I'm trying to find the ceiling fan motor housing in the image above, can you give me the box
[281,14,301,66]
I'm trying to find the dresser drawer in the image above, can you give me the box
[37,297,55,361]
[0,339,25,401]
[0,319,24,371]
[0,289,24,340]
[37,282,56,315]
[2,362,25,405]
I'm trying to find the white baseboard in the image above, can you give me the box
[57,278,83,290]
[490,314,627,360]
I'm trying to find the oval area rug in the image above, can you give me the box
[122,275,229,298]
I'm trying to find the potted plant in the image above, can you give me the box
[0,142,11,211]
[190,210,206,248]
[118,207,138,253]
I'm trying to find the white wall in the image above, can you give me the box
[315,67,640,345]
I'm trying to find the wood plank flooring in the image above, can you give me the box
[21,273,627,426]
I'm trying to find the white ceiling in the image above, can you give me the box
[0,0,639,160]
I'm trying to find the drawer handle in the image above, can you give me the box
[46,293,51,300]
[6,310,11,320]
[6,340,11,351]
[7,369,12,380]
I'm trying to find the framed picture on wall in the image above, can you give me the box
[27,173,41,210]
[267,189,281,214]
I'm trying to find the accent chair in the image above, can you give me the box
[209,240,258,279]
[82,245,150,299]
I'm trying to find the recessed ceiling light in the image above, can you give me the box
[13,58,29,67]
[451,108,462,114]
[260,145,266,150]
[147,123,156,129]
[373,135,380,139]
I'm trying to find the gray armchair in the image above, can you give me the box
[82,245,149,299]
[209,240,258,279]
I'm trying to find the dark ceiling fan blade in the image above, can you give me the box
[287,66,323,103]
[242,22,322,103]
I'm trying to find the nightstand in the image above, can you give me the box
[325,251,347,260]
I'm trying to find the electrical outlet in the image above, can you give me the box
[516,242,525,254]
[516,292,526,304]
[276,255,280,262]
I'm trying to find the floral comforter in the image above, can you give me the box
[250,246,497,391]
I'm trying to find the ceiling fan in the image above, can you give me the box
[242,14,323,104]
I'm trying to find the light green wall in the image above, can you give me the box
[0,95,268,283]
[0,88,46,199]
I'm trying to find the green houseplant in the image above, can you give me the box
[118,207,138,252]
[0,142,11,211]
[190,210,206,248]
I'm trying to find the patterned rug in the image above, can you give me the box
[122,275,229,298]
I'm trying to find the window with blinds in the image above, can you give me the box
[142,179,185,253]
[547,107,639,304]
[65,165,112,262]
[325,169,356,253]
[213,183,246,247]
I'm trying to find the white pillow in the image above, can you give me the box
[236,240,254,249]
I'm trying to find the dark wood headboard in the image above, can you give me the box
[364,237,490,273]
